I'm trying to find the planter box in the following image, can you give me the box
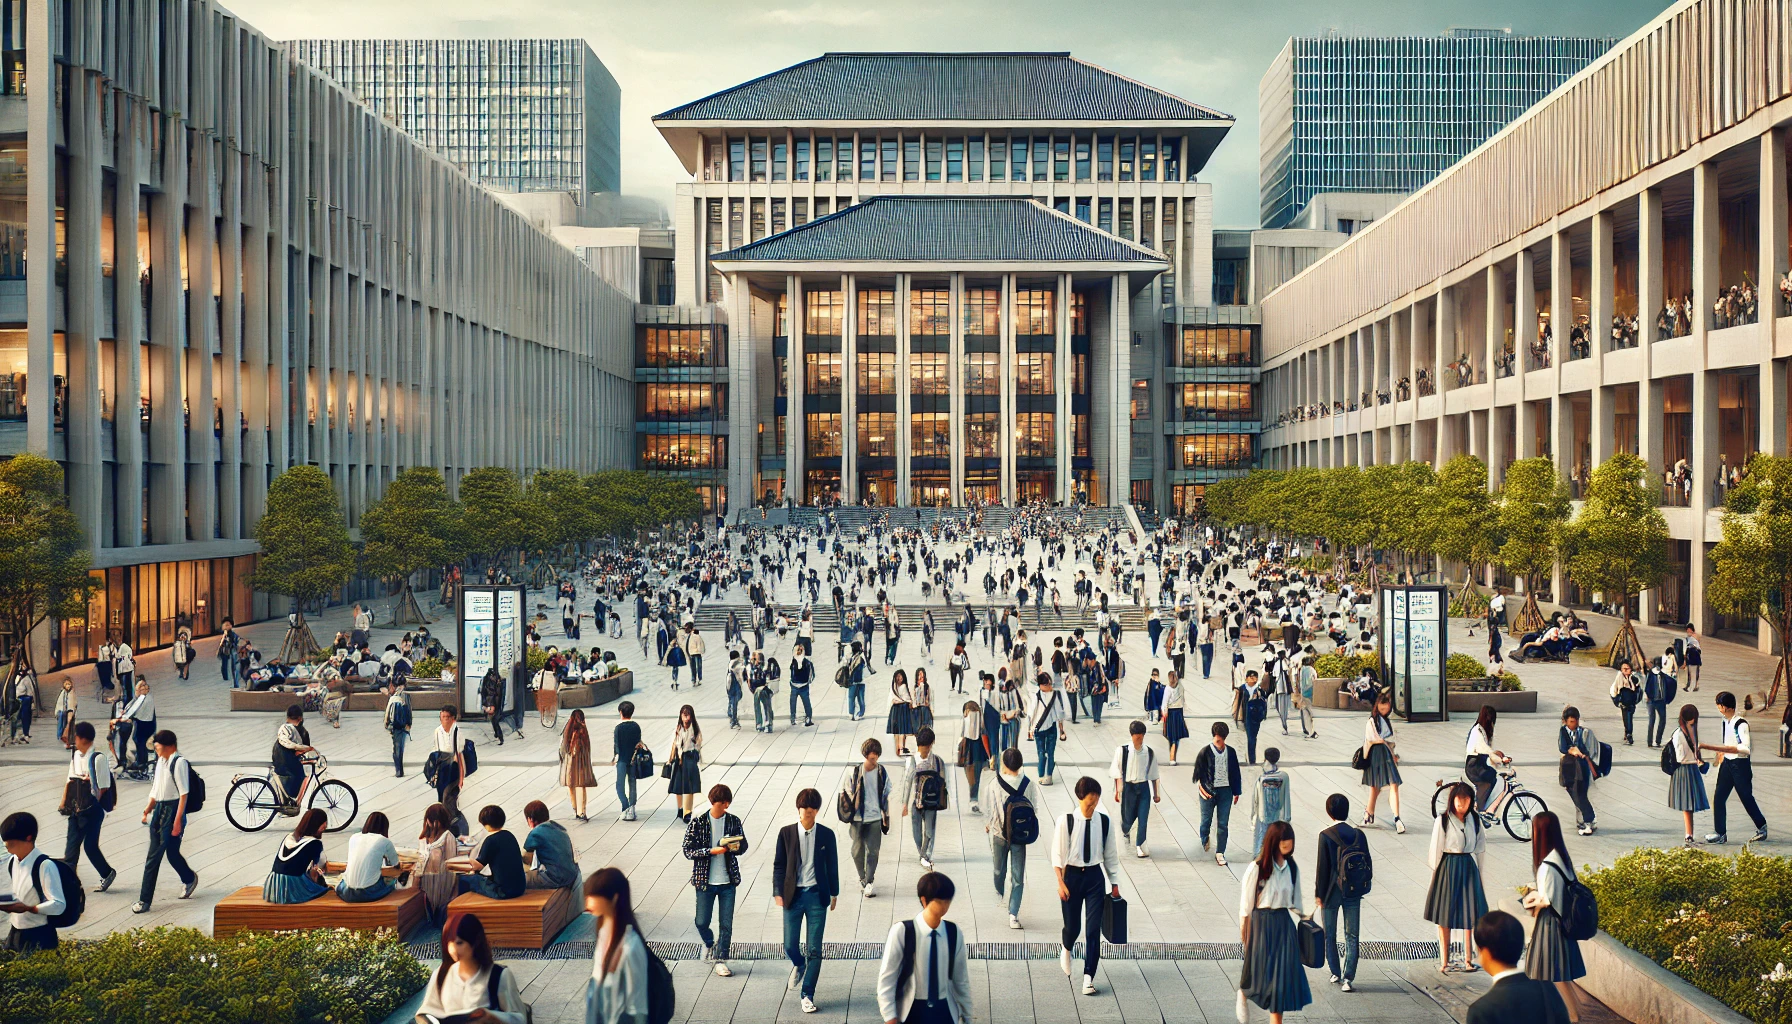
[559,671,633,709]
[1446,689,1537,713]
[1309,678,1374,712]
[230,684,457,712]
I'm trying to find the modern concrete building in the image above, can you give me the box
[650,51,1258,516]
[289,38,624,196]
[1257,0,1792,642]
[14,2,635,667]
[1259,29,1615,229]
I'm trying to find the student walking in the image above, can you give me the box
[1425,782,1489,973]
[1668,703,1710,846]
[959,701,987,813]
[1236,820,1312,1023]
[1250,747,1292,855]
[842,738,892,897]
[133,729,198,913]
[611,703,643,822]
[1,811,69,951]
[888,669,918,757]
[668,706,704,821]
[1608,662,1641,745]
[683,784,748,976]
[1161,671,1189,764]
[584,868,650,1024]
[987,747,1034,929]
[774,788,840,1013]
[1296,654,1318,739]
[1645,656,1677,747]
[1052,776,1122,996]
[901,727,949,869]
[789,649,815,726]
[54,679,75,749]
[60,722,117,892]
[559,709,598,823]
[1557,707,1600,835]
[384,679,412,778]
[1360,692,1405,833]
[1108,721,1161,858]
[1237,670,1268,765]
[874,872,971,1024]
[1026,675,1068,784]
[1521,812,1587,1022]
[429,706,468,804]
[1193,721,1242,866]
[1314,794,1371,992]
[1703,691,1768,844]
[1678,625,1703,691]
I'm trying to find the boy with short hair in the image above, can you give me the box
[1,811,67,952]
[844,737,892,897]
[457,805,526,900]
[902,727,948,869]
[1108,720,1160,858]
[1249,747,1292,855]
[876,872,971,1024]
[612,701,643,821]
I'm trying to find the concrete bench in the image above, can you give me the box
[212,884,427,938]
[446,884,577,949]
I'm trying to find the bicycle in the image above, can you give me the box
[1431,760,1548,842]
[225,753,359,833]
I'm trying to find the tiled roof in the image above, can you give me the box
[656,52,1230,123]
[711,196,1166,265]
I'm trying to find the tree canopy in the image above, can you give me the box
[359,466,463,586]
[1561,451,1670,623]
[249,465,355,608]
[1709,454,1792,699]
[0,454,99,672]
[1495,456,1571,592]
[458,466,541,561]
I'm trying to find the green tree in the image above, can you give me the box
[1709,453,1792,704]
[1433,455,1500,611]
[1561,452,1670,667]
[360,467,462,625]
[249,465,354,659]
[459,466,542,567]
[1496,456,1571,635]
[528,469,597,550]
[0,454,99,690]
[587,471,703,537]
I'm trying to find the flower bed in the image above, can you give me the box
[1584,846,1792,1024]
[0,925,429,1024]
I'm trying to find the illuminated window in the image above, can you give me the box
[857,289,896,336]
[804,352,842,394]
[963,352,999,395]
[1013,289,1055,336]
[912,413,950,457]
[805,414,842,457]
[1015,413,1055,458]
[857,412,895,456]
[911,352,948,395]
[856,351,895,394]
[962,289,1001,336]
[805,291,844,336]
[965,412,999,457]
[1015,351,1055,395]
[909,289,950,336]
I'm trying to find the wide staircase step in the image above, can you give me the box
[688,602,1151,636]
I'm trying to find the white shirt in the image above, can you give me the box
[435,724,462,754]
[1238,858,1305,918]
[1029,689,1065,732]
[1109,741,1160,784]
[416,964,527,1024]
[68,747,112,792]
[1672,727,1702,764]
[149,753,192,802]
[876,915,971,1024]
[1533,848,1573,911]
[797,825,819,890]
[1427,812,1486,870]
[3,848,67,930]
[707,813,729,886]
[1718,714,1751,761]
[1050,807,1122,881]
[341,832,401,890]
[122,693,155,722]
[1465,725,1494,759]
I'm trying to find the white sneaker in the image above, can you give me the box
[970,802,980,815]
[1215,852,1228,866]
[864,882,876,898]
[920,858,934,870]
[1340,980,1355,993]
[1009,914,1021,930]
[714,962,732,977]
[1060,948,1073,975]
[801,997,817,1013]
[1135,845,1148,858]
[1394,817,1406,835]
[1082,976,1097,995]
[1328,974,1340,985]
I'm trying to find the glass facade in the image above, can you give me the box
[57,557,261,668]
[1260,32,1614,227]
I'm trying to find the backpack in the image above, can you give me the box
[1331,826,1373,900]
[31,855,84,928]
[997,776,1039,844]
[389,699,413,732]
[177,755,207,814]
[1546,861,1599,941]
[834,657,856,688]
[896,919,958,1002]
[1660,737,1679,776]
[644,944,677,1024]
[914,756,948,812]
[87,751,117,813]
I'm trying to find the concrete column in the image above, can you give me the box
[220,129,245,540]
[1690,369,1720,634]
[150,116,188,545]
[1111,274,1133,503]
[1054,274,1072,503]
[949,273,964,503]
[113,102,144,548]
[23,0,52,457]
[1639,188,1663,479]
[999,274,1015,505]
[65,72,104,547]
[1515,248,1536,379]
[1485,265,1503,384]
[1591,212,1615,470]
[1694,161,1720,341]
[1761,128,1788,457]
[842,273,857,503]
[725,273,757,518]
[1488,404,1508,486]
[896,273,912,506]
[785,276,804,500]
[1550,233,1573,485]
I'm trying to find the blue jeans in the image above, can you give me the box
[1120,781,1151,847]
[138,799,195,906]
[16,695,30,736]
[782,887,829,997]
[1321,896,1361,981]
[847,683,866,718]
[1648,702,1669,745]
[56,710,72,745]
[694,883,737,959]
[1198,788,1232,854]
[726,685,742,727]
[336,877,396,902]
[789,687,813,723]
[390,729,407,775]
[1000,720,1020,751]
[1199,644,1214,678]
[221,656,237,687]
[991,834,1026,916]
[753,689,775,731]
[615,758,637,812]
[690,654,704,684]
[1034,729,1059,778]
[1148,622,1162,655]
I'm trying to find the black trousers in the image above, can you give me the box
[1465,755,1497,812]
[1712,759,1766,835]
[64,804,113,878]
[1060,864,1105,978]
[4,924,57,952]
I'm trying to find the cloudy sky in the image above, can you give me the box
[229,0,1673,228]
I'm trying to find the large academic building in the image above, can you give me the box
[645,53,1258,516]
[1257,0,1792,642]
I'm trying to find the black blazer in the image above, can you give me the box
[1313,821,1367,901]
[773,822,840,902]
[1467,973,1571,1024]
[1191,742,1242,793]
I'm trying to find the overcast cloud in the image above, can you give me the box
[227,0,1673,227]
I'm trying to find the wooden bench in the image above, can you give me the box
[212,884,427,938]
[446,884,577,949]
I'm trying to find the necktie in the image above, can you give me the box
[928,928,941,1005]
[1082,814,1092,863]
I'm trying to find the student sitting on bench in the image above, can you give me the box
[337,811,400,903]
[456,805,525,900]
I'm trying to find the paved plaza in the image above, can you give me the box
[3,529,1780,1022]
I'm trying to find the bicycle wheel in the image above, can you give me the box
[226,777,279,832]
[1502,791,1549,842]
[310,779,360,832]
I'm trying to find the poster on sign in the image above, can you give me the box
[1376,584,1448,723]
[458,585,526,715]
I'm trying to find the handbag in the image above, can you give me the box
[955,737,973,767]
[1102,893,1129,944]
[660,759,675,780]
[1350,746,1368,771]
[1296,916,1327,969]
[630,747,657,780]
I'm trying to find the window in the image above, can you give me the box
[771,139,787,181]
[912,351,948,394]
[857,351,895,394]
[989,139,1007,181]
[640,434,724,470]
[1119,138,1134,181]
[805,352,842,394]
[1032,137,1047,182]
[1014,289,1055,336]
[1075,197,1091,223]
[638,327,719,368]
[795,138,811,181]
[1053,138,1070,181]
[965,412,998,457]
[882,138,898,181]
[805,414,842,457]
[1097,198,1112,234]
[860,138,877,181]
[1097,136,1113,181]
[910,289,950,335]
[839,139,855,181]
[750,138,767,182]
[1015,413,1055,458]
[967,137,984,181]
[1131,380,1150,419]
[963,352,1000,395]
[1140,138,1156,181]
[728,138,745,181]
[1180,383,1257,421]
[912,413,950,458]
[805,291,844,336]
[1010,137,1027,181]
[1175,434,1252,469]
[857,412,895,456]
[639,384,724,420]
[1179,326,1256,367]
[793,198,809,226]
[1163,139,1179,182]
[1140,198,1154,248]
[1074,137,1090,181]
[1015,351,1055,395]
[1072,293,1087,337]
[1118,199,1133,241]
[857,289,896,336]
[815,138,832,181]
[728,198,744,247]
[903,137,921,181]
[751,198,766,240]
[962,288,1001,336]
[926,138,942,181]
[948,138,965,182]
[771,198,786,235]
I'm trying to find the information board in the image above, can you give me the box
[1377,584,1448,723]
[458,585,527,717]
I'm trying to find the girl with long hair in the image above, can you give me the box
[1359,691,1405,832]
[261,809,330,904]
[560,708,597,822]
[886,669,915,757]
[1667,703,1709,845]
[1463,705,1507,814]
[1522,811,1587,1021]
[584,868,649,1024]
[1424,782,1488,973]
[420,912,528,1023]
[1236,820,1311,1022]
[668,705,703,820]
[414,802,459,923]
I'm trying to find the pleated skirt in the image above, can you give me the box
[1422,852,1488,929]
[262,872,329,904]
[669,750,702,795]
[1525,906,1586,982]
[1239,909,1313,1013]
[1668,763,1709,812]
[886,703,916,734]
[1362,743,1402,788]
[1162,708,1190,745]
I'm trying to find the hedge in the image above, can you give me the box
[0,926,429,1024]
[1584,846,1792,1024]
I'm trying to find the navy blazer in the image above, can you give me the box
[773,822,840,902]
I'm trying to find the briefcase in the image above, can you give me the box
[1297,916,1327,969]
[1102,893,1129,944]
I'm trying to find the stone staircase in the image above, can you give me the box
[688,602,1151,636]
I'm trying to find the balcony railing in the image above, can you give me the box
[1608,314,1640,350]
[1711,282,1759,330]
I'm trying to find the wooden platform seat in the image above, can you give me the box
[212,884,427,938]
[446,884,576,950]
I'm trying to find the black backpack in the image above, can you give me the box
[997,775,1039,845]
[914,756,948,812]
[389,700,413,732]
[1660,738,1680,776]
[31,855,84,928]
[1331,826,1373,900]
[178,755,207,814]
[1547,862,1600,941]
[644,944,677,1024]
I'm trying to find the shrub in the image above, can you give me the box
[524,647,551,672]
[411,655,445,679]
[1313,651,1375,679]
[0,926,429,1024]
[1445,652,1489,678]
[1585,846,1792,1024]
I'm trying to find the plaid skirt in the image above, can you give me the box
[1525,906,1586,981]
[1362,743,1402,788]
[1423,852,1488,929]
[1668,763,1709,812]
[1239,909,1313,1013]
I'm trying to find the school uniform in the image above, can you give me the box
[63,747,115,881]
[1108,741,1160,848]
[3,847,67,951]
[773,820,840,1000]
[139,752,197,908]
[263,834,329,904]
[668,726,703,795]
[876,914,971,1024]
[1423,813,1488,930]
[1192,740,1242,854]
[1361,715,1401,787]
[1237,858,1312,1014]
[1525,850,1586,982]
[1557,724,1599,827]
[1710,714,1767,840]
[988,771,1031,917]
[1667,726,1709,813]
[1051,807,1121,981]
